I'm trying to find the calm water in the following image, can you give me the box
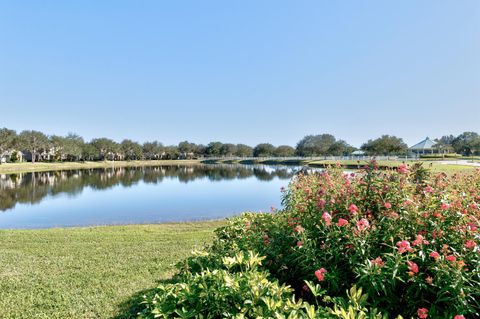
[0,164,302,229]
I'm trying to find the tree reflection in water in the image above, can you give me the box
[0,164,299,212]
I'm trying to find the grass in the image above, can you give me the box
[0,221,224,319]
[307,159,477,174]
[0,160,201,174]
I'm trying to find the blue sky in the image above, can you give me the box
[1,1,479,147]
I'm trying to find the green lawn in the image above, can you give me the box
[0,221,224,319]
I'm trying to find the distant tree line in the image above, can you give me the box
[0,127,479,163]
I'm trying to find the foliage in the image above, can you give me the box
[235,144,254,157]
[361,135,408,156]
[275,145,296,157]
[140,251,394,319]
[0,127,16,155]
[452,132,480,156]
[121,139,144,160]
[253,143,277,157]
[138,251,311,319]
[1,126,480,161]
[17,130,50,163]
[419,153,460,159]
[296,134,353,157]
[140,163,480,318]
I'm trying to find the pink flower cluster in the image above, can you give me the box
[396,240,413,253]
[314,268,327,282]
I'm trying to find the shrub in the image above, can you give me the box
[138,251,311,318]
[419,153,461,159]
[138,163,480,318]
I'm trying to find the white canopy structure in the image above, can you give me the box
[410,137,436,154]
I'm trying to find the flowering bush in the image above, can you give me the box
[139,163,480,318]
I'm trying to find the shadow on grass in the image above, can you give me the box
[112,278,176,319]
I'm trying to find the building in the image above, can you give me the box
[409,137,436,155]
[0,150,24,163]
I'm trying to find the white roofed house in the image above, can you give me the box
[0,149,24,163]
[409,137,436,155]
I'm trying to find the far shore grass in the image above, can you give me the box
[0,158,476,174]
[0,221,224,319]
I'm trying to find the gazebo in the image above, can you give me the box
[409,137,436,155]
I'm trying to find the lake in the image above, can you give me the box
[0,164,304,229]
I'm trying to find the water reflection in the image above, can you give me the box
[0,164,297,212]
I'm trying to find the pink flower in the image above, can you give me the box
[467,223,478,232]
[322,212,332,226]
[425,186,434,193]
[446,255,456,262]
[294,225,305,234]
[454,315,465,319]
[396,240,413,253]
[348,204,359,214]
[429,251,440,260]
[412,234,428,246]
[337,218,349,227]
[371,257,384,267]
[317,199,326,209]
[315,268,327,282]
[417,308,428,318]
[465,240,476,249]
[440,203,450,210]
[397,164,409,174]
[384,202,392,209]
[407,261,419,275]
[356,218,370,231]
[297,241,303,247]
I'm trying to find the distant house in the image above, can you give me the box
[0,150,24,163]
[409,137,436,155]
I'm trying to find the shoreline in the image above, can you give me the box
[0,218,229,232]
[0,158,476,175]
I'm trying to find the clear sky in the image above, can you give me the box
[1,1,479,147]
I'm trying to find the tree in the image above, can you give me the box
[163,145,179,159]
[50,135,68,161]
[0,128,17,163]
[206,142,223,157]
[452,132,480,156]
[220,143,237,157]
[120,139,143,160]
[91,138,118,160]
[328,140,355,156]
[18,130,49,163]
[361,135,408,155]
[178,141,198,158]
[253,143,276,157]
[143,141,165,160]
[274,145,295,157]
[82,143,98,161]
[295,134,337,156]
[235,144,253,157]
[64,133,84,161]
[433,135,455,154]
